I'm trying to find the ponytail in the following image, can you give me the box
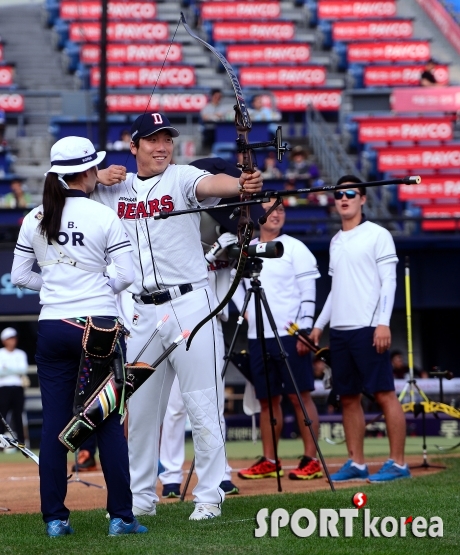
[39,173,66,242]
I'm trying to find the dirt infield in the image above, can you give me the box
[0,455,445,515]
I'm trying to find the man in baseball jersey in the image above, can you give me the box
[310,175,410,482]
[233,199,323,481]
[94,112,263,520]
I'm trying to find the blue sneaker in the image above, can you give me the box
[46,519,74,537]
[330,459,369,482]
[368,459,411,483]
[219,480,239,495]
[109,517,148,536]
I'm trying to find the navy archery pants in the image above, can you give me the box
[36,319,133,524]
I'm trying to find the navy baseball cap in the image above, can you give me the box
[130,112,180,141]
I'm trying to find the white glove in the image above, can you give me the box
[205,232,238,263]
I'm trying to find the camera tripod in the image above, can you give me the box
[67,448,104,489]
[223,257,334,492]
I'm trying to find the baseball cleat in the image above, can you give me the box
[219,480,239,494]
[132,505,157,516]
[108,518,148,536]
[162,483,181,498]
[46,519,74,537]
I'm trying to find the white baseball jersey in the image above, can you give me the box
[14,196,132,320]
[327,220,398,328]
[92,164,217,294]
[0,348,28,387]
[233,234,320,339]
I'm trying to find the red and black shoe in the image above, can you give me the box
[237,457,284,479]
[288,456,323,480]
[71,449,97,472]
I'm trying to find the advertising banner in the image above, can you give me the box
[399,176,460,200]
[378,145,460,171]
[90,66,195,88]
[0,93,24,112]
[201,2,281,20]
[60,1,157,20]
[81,43,182,64]
[332,20,412,41]
[226,44,310,64]
[69,22,169,42]
[364,65,448,87]
[212,22,295,42]
[106,93,208,112]
[358,117,453,142]
[318,1,396,19]
[271,90,342,111]
[348,40,430,63]
[0,67,14,87]
[240,66,326,87]
[391,87,460,112]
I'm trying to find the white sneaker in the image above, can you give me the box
[133,505,157,516]
[189,503,221,521]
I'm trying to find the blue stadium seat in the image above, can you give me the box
[348,64,364,89]
[318,20,332,49]
[332,42,348,72]
[52,19,69,50]
[211,142,237,162]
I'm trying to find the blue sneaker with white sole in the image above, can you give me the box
[46,519,74,537]
[108,518,148,536]
[330,459,369,482]
[368,459,411,482]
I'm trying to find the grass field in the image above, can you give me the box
[0,437,458,555]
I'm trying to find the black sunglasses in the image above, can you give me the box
[334,190,360,200]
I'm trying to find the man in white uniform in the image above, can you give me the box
[0,327,28,447]
[233,199,323,481]
[94,112,263,520]
[310,175,410,482]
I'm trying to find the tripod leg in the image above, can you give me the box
[259,289,335,492]
[180,289,254,501]
[253,287,282,492]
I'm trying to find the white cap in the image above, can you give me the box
[1,327,17,341]
[45,136,106,175]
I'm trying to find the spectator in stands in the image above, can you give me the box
[248,94,281,122]
[391,350,428,380]
[420,59,439,87]
[282,178,306,207]
[0,327,28,448]
[1,179,32,209]
[233,199,323,482]
[112,129,132,150]
[200,88,233,151]
[261,151,282,179]
[0,110,5,149]
[285,146,319,182]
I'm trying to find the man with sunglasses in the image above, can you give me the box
[234,199,323,481]
[310,175,410,482]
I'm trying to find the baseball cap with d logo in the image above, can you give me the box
[46,136,106,175]
[130,112,180,141]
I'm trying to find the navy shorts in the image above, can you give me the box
[329,327,395,396]
[248,335,315,400]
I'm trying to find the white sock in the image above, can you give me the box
[351,462,366,470]
[393,462,406,469]
[267,458,276,464]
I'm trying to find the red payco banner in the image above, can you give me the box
[81,44,182,64]
[422,205,460,231]
[240,66,326,87]
[90,66,196,88]
[271,90,342,111]
[348,41,431,63]
[226,44,310,64]
[391,87,460,112]
[0,66,14,87]
[378,146,460,171]
[69,22,169,42]
[318,1,396,19]
[399,176,460,200]
[201,2,281,20]
[0,93,24,112]
[332,20,413,41]
[364,65,449,87]
[358,117,453,142]
[212,22,295,42]
[60,1,156,20]
[416,0,460,55]
[106,93,208,113]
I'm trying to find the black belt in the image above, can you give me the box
[133,284,193,305]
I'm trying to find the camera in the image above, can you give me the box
[227,241,284,260]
